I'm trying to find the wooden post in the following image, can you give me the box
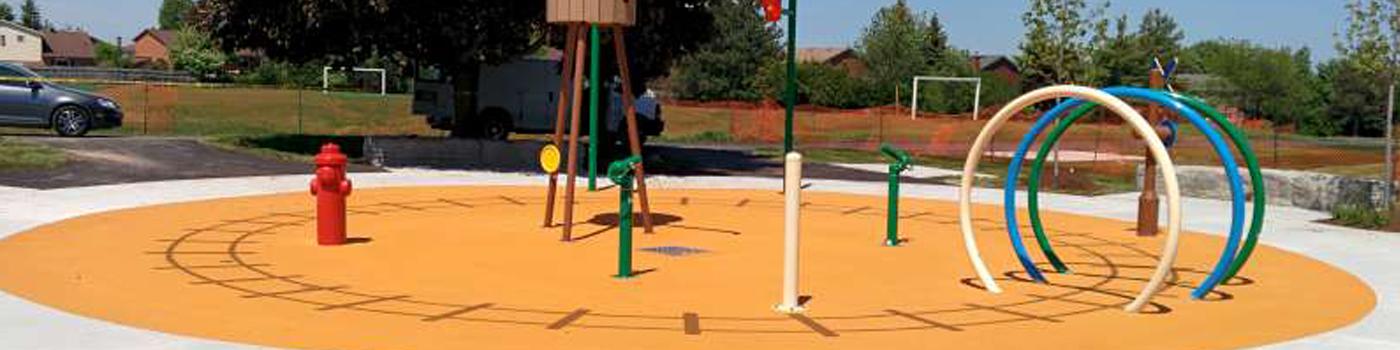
[562,26,590,241]
[544,25,581,228]
[546,0,646,238]
[1137,69,1165,237]
[611,26,654,233]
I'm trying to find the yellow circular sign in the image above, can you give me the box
[539,144,562,174]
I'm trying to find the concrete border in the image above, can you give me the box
[0,170,1394,349]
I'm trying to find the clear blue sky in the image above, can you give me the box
[798,0,1348,62]
[4,0,163,45]
[12,0,1349,62]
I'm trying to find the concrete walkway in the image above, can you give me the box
[0,170,1394,349]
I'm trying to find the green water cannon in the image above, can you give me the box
[608,156,642,186]
[880,143,912,246]
[881,143,913,174]
[608,155,642,278]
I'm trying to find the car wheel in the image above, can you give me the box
[480,110,511,141]
[52,106,91,137]
[608,126,647,154]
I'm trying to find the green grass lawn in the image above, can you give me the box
[0,137,66,171]
[42,84,1390,189]
[95,85,437,137]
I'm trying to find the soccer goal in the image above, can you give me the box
[911,76,982,120]
[322,67,388,95]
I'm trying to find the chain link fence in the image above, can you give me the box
[664,100,1392,207]
[83,82,434,137]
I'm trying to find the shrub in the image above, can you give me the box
[233,61,322,88]
[1330,204,1388,229]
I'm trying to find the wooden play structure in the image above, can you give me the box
[543,0,655,240]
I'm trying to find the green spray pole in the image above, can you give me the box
[880,143,911,246]
[609,155,642,278]
[783,0,798,154]
[588,25,601,191]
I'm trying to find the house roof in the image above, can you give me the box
[797,47,856,64]
[134,29,178,46]
[971,55,1017,71]
[41,31,101,59]
[0,20,43,38]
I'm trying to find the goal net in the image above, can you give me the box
[911,76,982,120]
[322,67,387,95]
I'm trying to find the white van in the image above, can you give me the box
[412,57,664,145]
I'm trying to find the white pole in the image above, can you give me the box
[1387,84,1395,209]
[911,81,920,120]
[381,69,388,96]
[973,79,983,121]
[777,152,805,314]
[322,67,330,94]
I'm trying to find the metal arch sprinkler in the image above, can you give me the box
[1022,93,1267,284]
[1001,87,1250,300]
[958,85,1183,313]
[1170,93,1267,281]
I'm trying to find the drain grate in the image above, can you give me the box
[639,246,709,257]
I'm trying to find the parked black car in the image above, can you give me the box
[0,62,122,136]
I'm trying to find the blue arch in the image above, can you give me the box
[1001,87,1247,299]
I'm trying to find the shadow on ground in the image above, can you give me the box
[0,136,379,189]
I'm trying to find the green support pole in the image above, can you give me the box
[609,156,642,279]
[616,182,633,277]
[588,25,601,191]
[783,0,798,154]
[880,144,911,246]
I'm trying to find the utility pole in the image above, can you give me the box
[1137,67,1165,237]
[1384,83,1400,232]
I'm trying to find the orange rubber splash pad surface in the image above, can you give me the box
[0,186,1374,349]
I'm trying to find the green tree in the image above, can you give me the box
[757,60,875,109]
[1018,0,1104,88]
[1338,0,1395,79]
[1184,40,1323,132]
[1327,0,1400,136]
[160,0,196,30]
[0,3,15,22]
[20,0,42,30]
[199,0,714,136]
[1316,59,1375,136]
[95,41,132,68]
[858,0,929,97]
[1087,14,1137,86]
[671,0,779,101]
[170,27,228,79]
[1136,8,1184,60]
[922,11,951,70]
[855,1,983,112]
[1084,8,1183,88]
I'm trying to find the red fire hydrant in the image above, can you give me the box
[310,143,352,246]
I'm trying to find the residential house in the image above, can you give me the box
[133,29,178,69]
[0,21,43,66]
[797,47,866,76]
[41,31,102,66]
[970,55,1020,86]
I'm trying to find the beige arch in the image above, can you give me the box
[957,85,1182,313]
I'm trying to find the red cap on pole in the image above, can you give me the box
[763,0,783,23]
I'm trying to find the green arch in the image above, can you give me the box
[1026,92,1266,280]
